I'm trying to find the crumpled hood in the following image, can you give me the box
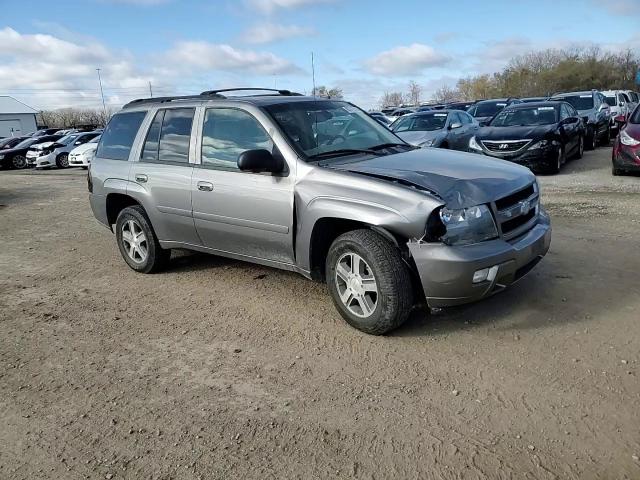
[396,130,443,146]
[476,125,554,141]
[328,148,535,209]
[31,141,54,150]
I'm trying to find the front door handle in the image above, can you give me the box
[135,174,148,183]
[197,181,214,192]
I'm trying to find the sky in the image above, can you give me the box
[1,0,639,111]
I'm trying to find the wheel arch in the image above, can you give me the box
[106,193,142,227]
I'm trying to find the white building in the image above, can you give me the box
[0,96,38,138]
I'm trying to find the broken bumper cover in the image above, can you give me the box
[408,211,551,308]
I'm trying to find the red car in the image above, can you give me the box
[612,104,640,176]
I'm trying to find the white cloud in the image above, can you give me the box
[162,41,304,75]
[241,23,315,44]
[364,43,449,76]
[247,0,336,13]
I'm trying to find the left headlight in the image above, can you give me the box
[438,204,498,246]
[420,139,435,147]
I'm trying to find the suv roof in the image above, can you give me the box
[122,88,304,110]
[551,90,596,97]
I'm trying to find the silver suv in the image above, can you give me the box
[89,88,551,335]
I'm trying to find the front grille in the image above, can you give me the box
[482,140,531,153]
[493,183,539,239]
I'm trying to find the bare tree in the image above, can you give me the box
[315,85,344,99]
[37,107,116,128]
[433,85,460,103]
[379,91,404,108]
[407,81,422,105]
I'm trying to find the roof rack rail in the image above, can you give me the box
[123,88,303,109]
[199,87,302,96]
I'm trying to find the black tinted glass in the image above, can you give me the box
[97,111,146,161]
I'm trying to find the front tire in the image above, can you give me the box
[12,155,27,169]
[547,147,564,174]
[326,229,413,335]
[56,153,69,168]
[573,135,584,159]
[601,126,611,146]
[115,205,170,273]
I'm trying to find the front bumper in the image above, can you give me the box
[29,152,55,168]
[612,139,640,171]
[69,153,90,166]
[408,213,551,308]
[469,146,558,172]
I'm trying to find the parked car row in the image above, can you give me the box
[0,128,101,170]
[370,89,640,176]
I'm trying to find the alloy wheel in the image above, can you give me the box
[121,219,148,264]
[58,154,69,168]
[335,252,378,318]
[12,155,26,169]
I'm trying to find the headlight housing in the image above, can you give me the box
[620,130,640,146]
[437,205,498,246]
[0,154,4,160]
[469,136,482,151]
[420,139,435,147]
[528,139,551,150]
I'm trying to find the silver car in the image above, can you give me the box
[89,89,551,335]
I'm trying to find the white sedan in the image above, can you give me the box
[68,136,100,168]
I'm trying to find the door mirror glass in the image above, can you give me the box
[237,149,284,174]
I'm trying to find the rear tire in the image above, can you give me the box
[573,136,584,159]
[115,205,170,274]
[586,127,597,150]
[612,165,624,176]
[326,229,413,335]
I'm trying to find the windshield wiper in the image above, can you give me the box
[370,142,417,150]
[307,148,383,160]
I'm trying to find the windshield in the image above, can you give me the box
[58,134,80,146]
[554,95,594,111]
[490,106,558,126]
[264,100,404,159]
[604,96,617,107]
[470,101,507,118]
[392,113,448,132]
[14,138,38,149]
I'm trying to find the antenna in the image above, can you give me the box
[311,52,316,97]
[148,81,153,98]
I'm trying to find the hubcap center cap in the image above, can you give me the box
[349,277,364,295]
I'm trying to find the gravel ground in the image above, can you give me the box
[1,146,639,479]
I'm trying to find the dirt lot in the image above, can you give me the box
[1,146,639,480]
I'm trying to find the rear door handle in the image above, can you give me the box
[135,174,148,183]
[197,181,214,192]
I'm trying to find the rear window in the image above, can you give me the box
[97,111,147,161]
[554,95,594,111]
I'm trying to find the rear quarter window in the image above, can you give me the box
[97,111,147,161]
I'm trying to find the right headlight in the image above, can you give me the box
[468,136,482,151]
[437,204,498,246]
[0,154,4,160]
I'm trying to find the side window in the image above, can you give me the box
[201,108,274,171]
[96,111,146,161]
[621,93,630,103]
[559,105,569,120]
[141,110,163,162]
[141,108,194,164]
[449,112,462,126]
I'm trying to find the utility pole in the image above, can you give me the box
[96,68,106,116]
[148,81,153,98]
[311,52,316,97]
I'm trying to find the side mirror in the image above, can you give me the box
[561,117,578,125]
[237,149,284,174]
[619,102,624,108]
[449,122,462,130]
[479,121,488,127]
[598,104,608,112]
